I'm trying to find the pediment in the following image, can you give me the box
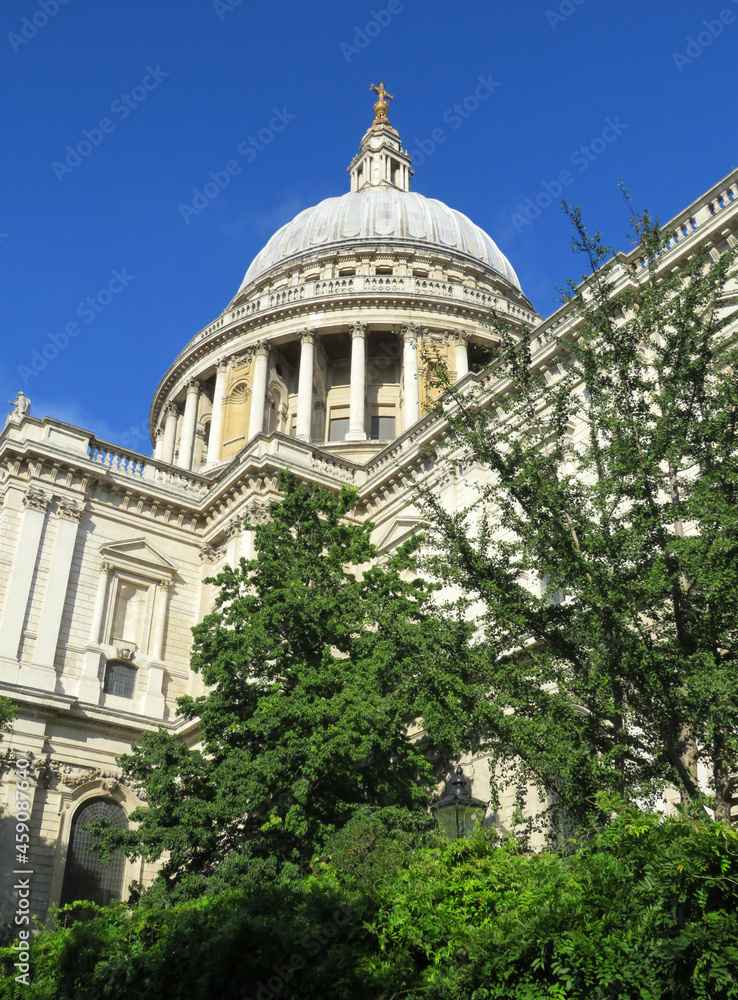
[374,515,426,553]
[99,538,178,578]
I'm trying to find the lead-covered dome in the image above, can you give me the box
[238,189,521,295]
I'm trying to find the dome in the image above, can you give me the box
[237,189,521,294]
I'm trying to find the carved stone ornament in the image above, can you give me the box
[58,497,85,521]
[116,647,136,662]
[23,487,51,512]
[401,323,418,348]
[48,761,102,789]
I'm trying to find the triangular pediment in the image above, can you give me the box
[374,515,426,553]
[99,538,178,577]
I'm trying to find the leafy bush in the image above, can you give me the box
[3,808,738,999]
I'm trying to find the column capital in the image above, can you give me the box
[253,339,270,358]
[159,577,173,592]
[57,497,85,522]
[401,323,419,347]
[298,328,317,345]
[164,401,180,418]
[23,487,51,513]
[215,355,230,370]
[154,424,165,440]
[185,378,200,394]
[448,329,471,346]
[100,560,113,575]
[350,321,368,340]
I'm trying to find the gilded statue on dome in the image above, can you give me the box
[370,81,393,124]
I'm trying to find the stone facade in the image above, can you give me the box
[1,99,737,925]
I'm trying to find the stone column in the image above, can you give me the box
[153,425,165,460]
[0,488,51,680]
[77,560,112,704]
[176,379,200,470]
[247,342,270,440]
[25,498,84,690]
[149,578,172,662]
[296,329,316,442]
[90,561,112,644]
[162,402,179,465]
[206,357,229,465]
[402,324,420,430]
[452,331,470,379]
[346,322,367,441]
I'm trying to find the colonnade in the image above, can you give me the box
[155,326,472,470]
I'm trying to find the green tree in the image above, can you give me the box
[92,471,479,901]
[419,203,738,829]
[0,698,14,743]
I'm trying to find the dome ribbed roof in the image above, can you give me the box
[237,189,521,294]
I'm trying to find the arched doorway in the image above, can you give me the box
[59,798,127,908]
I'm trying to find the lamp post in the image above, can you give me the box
[430,766,487,841]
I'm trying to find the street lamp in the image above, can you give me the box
[430,766,487,841]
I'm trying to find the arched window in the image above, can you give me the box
[60,798,127,908]
[103,660,137,699]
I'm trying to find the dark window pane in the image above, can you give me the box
[329,417,350,442]
[103,661,136,699]
[370,416,395,440]
[60,799,127,909]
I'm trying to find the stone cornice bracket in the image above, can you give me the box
[298,328,317,345]
[350,321,368,339]
[57,496,85,521]
[23,486,51,512]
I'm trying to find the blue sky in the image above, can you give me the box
[1,0,736,450]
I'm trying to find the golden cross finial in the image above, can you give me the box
[370,81,393,125]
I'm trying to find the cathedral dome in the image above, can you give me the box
[237,189,521,295]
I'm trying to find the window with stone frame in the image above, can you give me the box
[103,659,137,699]
[59,798,127,910]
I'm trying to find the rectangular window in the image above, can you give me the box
[370,415,395,440]
[329,416,350,442]
[376,266,393,275]
[338,268,356,276]
[104,661,137,699]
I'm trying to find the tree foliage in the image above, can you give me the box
[419,203,738,829]
[6,809,738,999]
[90,471,481,900]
